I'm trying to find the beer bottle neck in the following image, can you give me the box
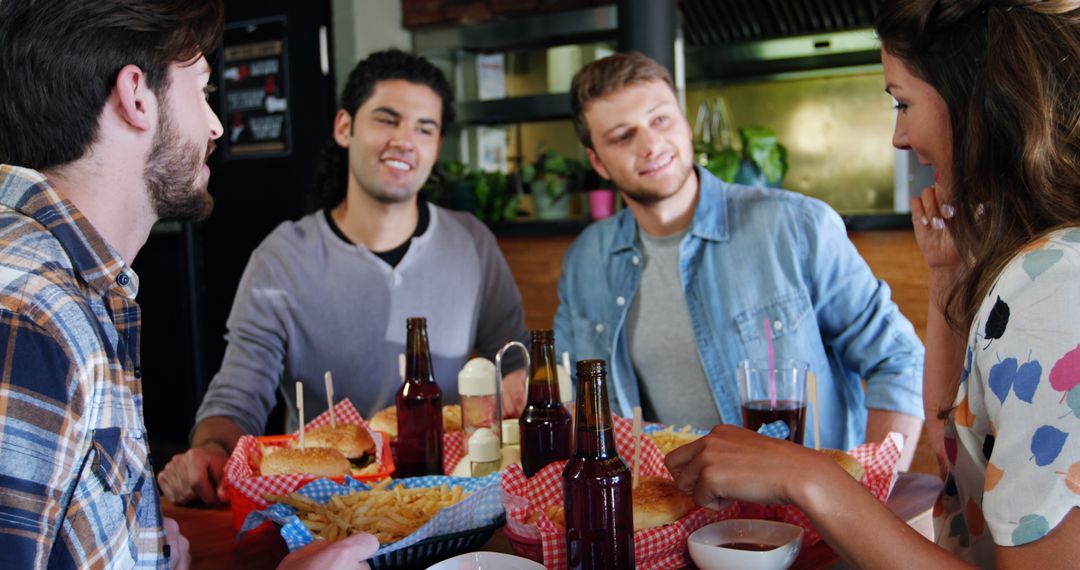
[405,323,436,384]
[526,342,561,405]
[574,374,618,458]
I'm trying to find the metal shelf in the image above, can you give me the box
[454,92,572,125]
[413,5,617,52]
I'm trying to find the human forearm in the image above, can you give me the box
[791,467,975,570]
[922,286,966,474]
[191,416,246,455]
[866,408,923,471]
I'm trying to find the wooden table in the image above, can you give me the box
[163,472,942,569]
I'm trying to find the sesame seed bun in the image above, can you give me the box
[298,423,374,460]
[631,476,696,531]
[369,404,463,440]
[545,476,694,532]
[369,407,397,439]
[259,446,351,477]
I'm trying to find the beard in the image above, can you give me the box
[616,159,695,206]
[144,105,214,222]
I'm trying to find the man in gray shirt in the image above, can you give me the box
[157,50,528,505]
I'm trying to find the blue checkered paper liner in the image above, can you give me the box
[641,424,708,436]
[641,420,788,439]
[239,472,504,554]
[756,420,791,440]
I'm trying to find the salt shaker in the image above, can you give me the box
[468,427,501,477]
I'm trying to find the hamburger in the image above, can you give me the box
[259,446,351,477]
[368,404,464,440]
[819,449,865,482]
[368,406,397,438]
[292,423,377,471]
[546,476,695,532]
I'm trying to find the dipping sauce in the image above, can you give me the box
[717,542,778,551]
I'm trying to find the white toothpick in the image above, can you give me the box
[632,406,643,489]
[324,371,336,427]
[807,372,820,451]
[296,381,306,449]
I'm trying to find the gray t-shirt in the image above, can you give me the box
[626,229,721,429]
[195,203,527,434]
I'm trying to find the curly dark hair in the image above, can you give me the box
[0,0,223,169]
[307,49,454,213]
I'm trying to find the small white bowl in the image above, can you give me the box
[688,519,804,570]
[425,551,545,570]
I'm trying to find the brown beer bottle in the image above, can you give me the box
[562,359,634,569]
[519,329,573,478]
[395,317,443,477]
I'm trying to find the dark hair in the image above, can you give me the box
[0,0,224,170]
[570,52,675,149]
[876,0,1080,413]
[307,49,454,213]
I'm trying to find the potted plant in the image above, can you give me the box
[694,98,789,188]
[422,160,517,224]
[521,148,582,220]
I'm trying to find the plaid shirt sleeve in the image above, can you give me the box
[0,309,91,568]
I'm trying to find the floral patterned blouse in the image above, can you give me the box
[935,228,1080,566]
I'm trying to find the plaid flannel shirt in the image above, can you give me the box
[0,165,167,569]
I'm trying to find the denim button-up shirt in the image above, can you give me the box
[554,167,924,450]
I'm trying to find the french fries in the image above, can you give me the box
[270,479,471,544]
[646,425,703,455]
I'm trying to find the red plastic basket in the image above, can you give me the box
[501,524,544,564]
[227,432,395,532]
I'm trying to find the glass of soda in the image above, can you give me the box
[736,359,809,444]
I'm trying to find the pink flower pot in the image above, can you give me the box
[587,189,615,220]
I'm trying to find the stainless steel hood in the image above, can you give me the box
[679,0,884,81]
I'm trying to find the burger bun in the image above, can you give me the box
[369,407,397,439]
[296,423,374,460]
[260,446,351,477]
[545,476,694,532]
[819,449,865,482]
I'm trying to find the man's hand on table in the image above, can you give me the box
[158,446,230,505]
[164,517,191,570]
[500,368,527,418]
[277,532,379,570]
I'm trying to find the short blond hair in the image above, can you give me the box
[570,52,675,149]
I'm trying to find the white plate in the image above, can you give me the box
[425,551,545,570]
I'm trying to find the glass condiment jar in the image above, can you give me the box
[458,357,498,440]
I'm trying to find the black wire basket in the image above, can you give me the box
[369,514,506,570]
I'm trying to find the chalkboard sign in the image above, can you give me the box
[220,18,291,158]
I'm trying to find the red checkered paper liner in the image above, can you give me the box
[443,430,465,475]
[224,398,386,508]
[738,431,905,547]
[500,415,740,569]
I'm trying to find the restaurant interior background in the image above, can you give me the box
[137,0,937,474]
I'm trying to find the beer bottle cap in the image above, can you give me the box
[468,427,500,462]
[458,357,496,396]
[501,419,520,445]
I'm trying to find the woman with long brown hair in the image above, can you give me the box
[667,1,1080,566]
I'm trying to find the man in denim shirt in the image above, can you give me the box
[556,52,924,465]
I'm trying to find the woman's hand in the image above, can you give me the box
[911,181,963,272]
[665,425,843,509]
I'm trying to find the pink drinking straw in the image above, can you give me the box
[764,318,777,410]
